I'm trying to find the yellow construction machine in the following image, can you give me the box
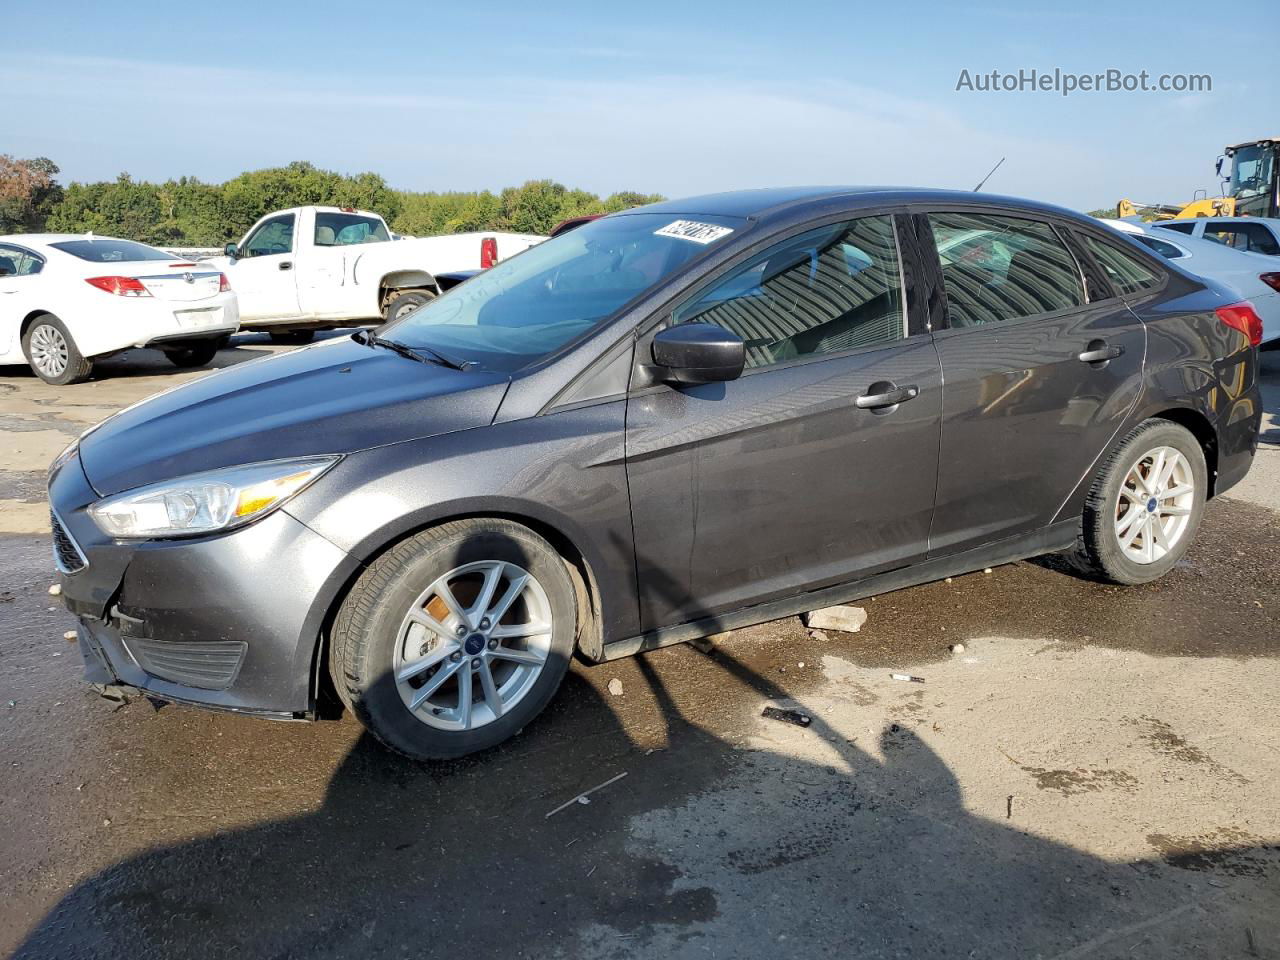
[1117,137,1280,221]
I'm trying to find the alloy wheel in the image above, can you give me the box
[392,560,553,731]
[29,324,69,379]
[1114,445,1195,564]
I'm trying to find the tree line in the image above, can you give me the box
[0,157,665,244]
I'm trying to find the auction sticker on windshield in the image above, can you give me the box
[654,220,735,244]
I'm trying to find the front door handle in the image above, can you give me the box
[1077,341,1123,364]
[856,382,919,410]
[278,261,293,271]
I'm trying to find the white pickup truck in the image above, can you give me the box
[204,206,543,342]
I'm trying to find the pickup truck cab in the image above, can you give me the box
[206,206,542,341]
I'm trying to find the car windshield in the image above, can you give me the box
[380,212,744,373]
[49,238,177,263]
[1228,145,1275,200]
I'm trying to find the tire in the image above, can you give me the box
[22,315,93,385]
[330,519,576,760]
[1068,419,1207,585]
[268,330,316,345]
[384,291,434,323]
[163,340,220,368]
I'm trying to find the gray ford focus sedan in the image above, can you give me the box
[49,188,1263,759]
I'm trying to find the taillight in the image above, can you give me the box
[85,276,151,297]
[1215,301,1263,347]
[1260,272,1280,293]
[480,236,498,269]
[218,273,230,293]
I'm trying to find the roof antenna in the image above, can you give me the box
[973,157,1006,192]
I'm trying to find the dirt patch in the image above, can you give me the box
[1146,828,1278,876]
[1023,767,1139,796]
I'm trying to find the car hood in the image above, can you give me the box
[78,337,510,496]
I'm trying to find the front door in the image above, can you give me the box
[225,213,301,321]
[920,209,1148,555]
[625,213,943,632]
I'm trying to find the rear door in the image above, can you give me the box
[624,212,943,632]
[224,213,301,321]
[920,208,1147,556]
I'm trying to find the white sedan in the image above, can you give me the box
[0,234,240,385]
[1100,219,1280,345]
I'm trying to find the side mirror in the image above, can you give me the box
[652,323,745,385]
[224,243,239,259]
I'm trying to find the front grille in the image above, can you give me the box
[51,511,87,574]
[127,637,248,690]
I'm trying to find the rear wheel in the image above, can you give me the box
[22,315,93,385]
[1069,419,1207,584]
[163,340,220,368]
[268,330,315,345]
[330,519,576,759]
[384,291,434,323]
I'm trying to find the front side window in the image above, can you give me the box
[382,212,742,373]
[0,245,27,276]
[673,215,905,369]
[1080,235,1160,297]
[928,212,1084,328]
[243,215,295,257]
[314,212,390,247]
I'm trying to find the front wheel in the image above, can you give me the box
[22,315,93,385]
[329,519,576,760]
[1069,419,1207,585]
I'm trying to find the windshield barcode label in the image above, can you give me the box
[654,220,734,244]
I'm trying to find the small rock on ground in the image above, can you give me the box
[607,678,623,696]
[802,605,868,634]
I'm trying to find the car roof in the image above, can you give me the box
[0,234,158,253]
[1159,217,1280,227]
[620,186,1092,225]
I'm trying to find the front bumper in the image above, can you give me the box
[50,452,360,716]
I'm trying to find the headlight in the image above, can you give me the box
[88,457,339,539]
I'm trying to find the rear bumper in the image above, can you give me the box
[77,294,240,358]
[50,452,360,716]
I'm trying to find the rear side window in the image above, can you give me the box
[48,239,175,263]
[673,215,905,369]
[1133,235,1187,260]
[1080,235,1161,296]
[1155,222,1195,235]
[1203,223,1280,256]
[928,212,1084,328]
[0,245,43,276]
[314,212,390,247]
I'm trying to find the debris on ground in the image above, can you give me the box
[807,629,829,642]
[544,771,629,819]
[983,567,993,574]
[689,636,714,653]
[606,678,623,697]
[63,630,77,642]
[944,577,953,583]
[802,605,868,633]
[891,673,925,683]
[48,583,61,596]
[93,683,129,704]
[761,706,812,728]
[1006,795,1016,819]
[0,592,14,603]
[949,643,966,654]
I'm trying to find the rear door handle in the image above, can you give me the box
[1077,342,1123,364]
[278,261,293,271]
[856,383,919,410]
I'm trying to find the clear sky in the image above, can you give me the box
[4,0,1274,211]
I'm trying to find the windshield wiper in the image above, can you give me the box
[352,329,471,371]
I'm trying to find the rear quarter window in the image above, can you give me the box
[1080,235,1162,296]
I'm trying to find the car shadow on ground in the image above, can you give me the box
[12,544,1279,959]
